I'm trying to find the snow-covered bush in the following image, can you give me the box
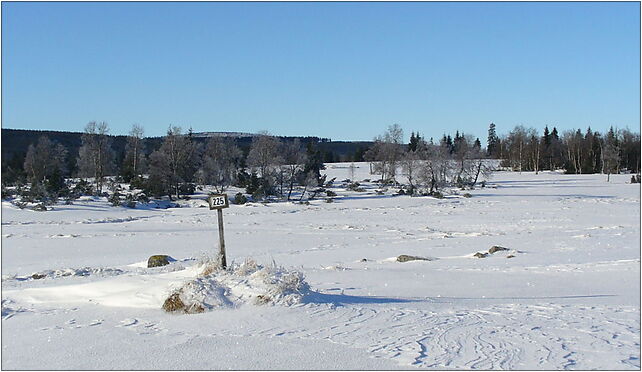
[163,258,310,314]
[108,191,122,206]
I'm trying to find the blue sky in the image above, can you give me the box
[2,2,640,142]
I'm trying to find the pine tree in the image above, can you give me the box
[408,132,420,152]
[487,123,499,158]
[408,132,415,151]
[543,126,551,147]
[474,138,481,150]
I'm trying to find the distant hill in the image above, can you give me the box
[190,131,258,138]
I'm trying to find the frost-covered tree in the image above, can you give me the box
[505,126,529,173]
[23,136,68,185]
[401,138,428,195]
[148,126,199,199]
[299,171,322,201]
[76,121,115,194]
[416,142,452,194]
[365,124,405,182]
[562,129,584,174]
[452,134,477,185]
[619,128,641,174]
[280,139,307,200]
[198,137,242,193]
[246,132,282,196]
[526,129,541,174]
[601,127,620,182]
[121,124,146,182]
[468,143,494,187]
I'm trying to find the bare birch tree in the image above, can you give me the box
[77,121,114,194]
[198,137,242,193]
[280,139,307,200]
[246,132,282,195]
[122,124,146,182]
[148,126,198,199]
[365,124,405,182]
[24,136,68,185]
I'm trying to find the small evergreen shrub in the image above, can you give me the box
[179,183,196,196]
[136,192,149,203]
[129,176,147,190]
[2,186,16,200]
[124,194,137,208]
[108,191,122,206]
[73,179,94,196]
[233,193,248,205]
[32,203,47,211]
[346,182,364,192]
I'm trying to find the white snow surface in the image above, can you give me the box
[1,163,640,370]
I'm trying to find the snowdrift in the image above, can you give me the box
[3,258,310,314]
[163,258,310,313]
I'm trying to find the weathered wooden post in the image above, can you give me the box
[207,194,229,269]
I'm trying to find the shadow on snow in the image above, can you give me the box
[303,291,421,306]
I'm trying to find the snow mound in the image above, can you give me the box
[3,266,125,282]
[164,259,310,313]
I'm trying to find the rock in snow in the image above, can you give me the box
[148,255,173,268]
[489,246,509,254]
[397,254,431,262]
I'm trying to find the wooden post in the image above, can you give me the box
[208,194,230,269]
[217,208,227,269]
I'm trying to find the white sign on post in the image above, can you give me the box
[208,194,229,210]
[208,194,229,268]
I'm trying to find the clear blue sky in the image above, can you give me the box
[2,2,640,142]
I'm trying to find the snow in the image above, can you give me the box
[1,163,640,369]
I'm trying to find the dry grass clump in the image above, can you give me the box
[162,290,205,314]
[197,255,223,277]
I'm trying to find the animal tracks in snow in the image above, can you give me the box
[242,302,640,370]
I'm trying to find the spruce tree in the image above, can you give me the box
[408,132,418,152]
[487,123,499,158]
[474,138,481,150]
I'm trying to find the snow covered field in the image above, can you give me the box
[2,163,640,370]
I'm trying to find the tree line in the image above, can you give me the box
[2,122,327,203]
[363,124,492,196]
[487,123,640,179]
[361,122,640,196]
[2,121,639,204]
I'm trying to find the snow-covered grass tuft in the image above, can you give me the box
[2,266,125,282]
[163,258,310,314]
